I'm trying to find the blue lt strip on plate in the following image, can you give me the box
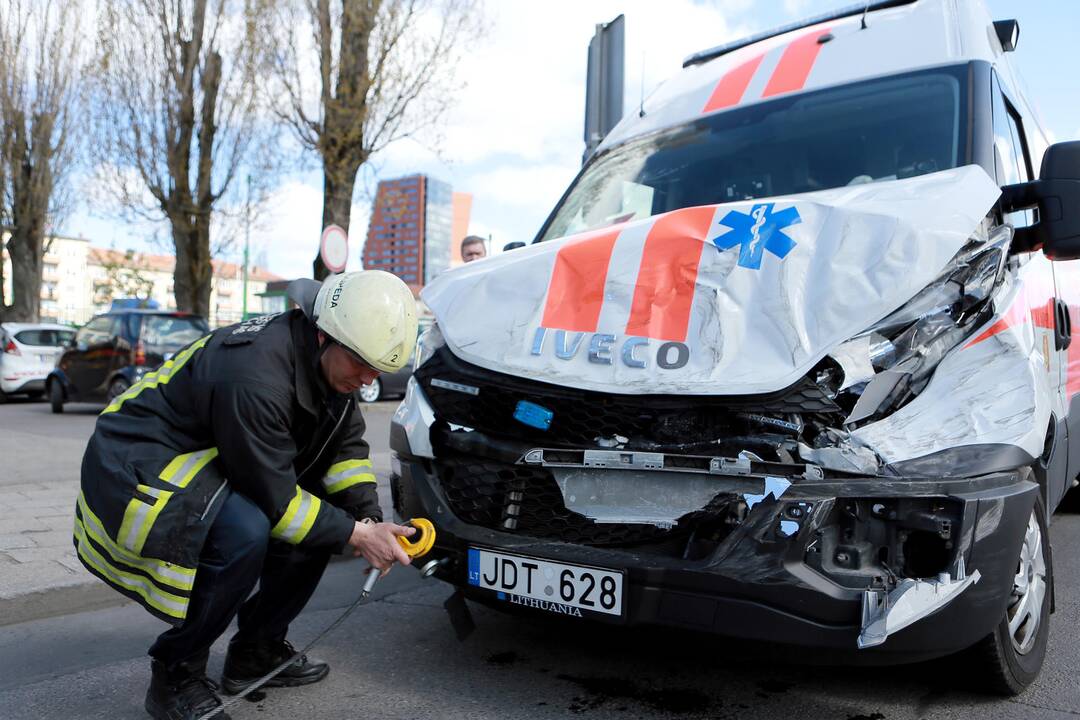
[467,548,480,586]
[513,400,554,430]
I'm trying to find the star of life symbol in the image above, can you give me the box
[712,203,801,269]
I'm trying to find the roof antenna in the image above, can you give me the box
[860,1,871,29]
[639,49,647,118]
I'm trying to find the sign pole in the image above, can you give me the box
[242,174,251,321]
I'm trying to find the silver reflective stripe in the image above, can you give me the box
[77,493,195,591]
[323,465,375,494]
[122,501,153,551]
[74,520,189,616]
[280,492,313,543]
[163,450,212,488]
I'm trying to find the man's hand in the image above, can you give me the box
[348,521,415,575]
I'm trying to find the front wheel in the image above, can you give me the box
[970,495,1052,694]
[49,380,64,414]
[358,378,382,403]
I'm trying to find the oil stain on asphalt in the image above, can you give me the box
[557,674,713,715]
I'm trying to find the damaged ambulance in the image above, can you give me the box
[390,0,1080,693]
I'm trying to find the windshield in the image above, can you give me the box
[539,66,967,242]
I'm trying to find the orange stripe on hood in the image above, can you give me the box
[540,225,623,333]
[625,206,716,343]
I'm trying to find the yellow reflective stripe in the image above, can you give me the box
[74,515,189,619]
[159,448,219,489]
[271,487,322,544]
[76,492,195,591]
[323,458,376,494]
[102,335,210,414]
[118,484,174,555]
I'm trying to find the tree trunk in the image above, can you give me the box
[6,223,43,322]
[314,168,358,279]
[170,217,213,318]
[5,115,47,322]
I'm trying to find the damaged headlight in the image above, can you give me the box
[829,223,1013,425]
[414,322,445,370]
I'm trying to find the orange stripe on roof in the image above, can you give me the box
[702,53,765,113]
[762,28,831,99]
[625,207,715,343]
[540,226,623,333]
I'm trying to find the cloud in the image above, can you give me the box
[258,180,370,278]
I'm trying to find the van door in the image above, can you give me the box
[993,73,1075,508]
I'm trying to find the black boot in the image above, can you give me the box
[145,657,230,720]
[221,636,329,695]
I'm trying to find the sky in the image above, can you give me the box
[64,0,1080,280]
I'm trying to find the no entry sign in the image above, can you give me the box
[320,225,349,273]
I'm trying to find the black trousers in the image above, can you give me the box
[149,490,332,668]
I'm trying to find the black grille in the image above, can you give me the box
[436,456,673,546]
[416,347,839,449]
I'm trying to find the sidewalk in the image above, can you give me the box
[0,397,395,626]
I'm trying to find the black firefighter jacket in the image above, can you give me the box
[74,310,381,624]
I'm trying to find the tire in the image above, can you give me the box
[358,378,382,403]
[49,380,64,414]
[969,494,1052,695]
[106,377,130,404]
[0,389,7,404]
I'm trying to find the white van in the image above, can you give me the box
[391,0,1080,693]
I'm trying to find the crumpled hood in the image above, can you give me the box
[422,166,1001,395]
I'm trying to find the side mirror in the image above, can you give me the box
[502,241,526,252]
[1002,141,1080,259]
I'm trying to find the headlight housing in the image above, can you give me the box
[826,223,1013,425]
[413,322,445,370]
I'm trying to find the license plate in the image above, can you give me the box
[467,548,624,617]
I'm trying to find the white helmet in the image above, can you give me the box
[313,271,418,373]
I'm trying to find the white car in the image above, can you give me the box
[0,322,76,402]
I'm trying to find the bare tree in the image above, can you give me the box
[272,0,482,279]
[0,0,82,322]
[91,0,275,317]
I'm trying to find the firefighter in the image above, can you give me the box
[73,271,419,720]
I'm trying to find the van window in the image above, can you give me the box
[993,74,1035,227]
[540,66,967,242]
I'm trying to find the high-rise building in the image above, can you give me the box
[362,174,471,288]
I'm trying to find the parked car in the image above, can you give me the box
[358,363,412,403]
[0,323,76,402]
[47,310,209,413]
[391,0,1079,695]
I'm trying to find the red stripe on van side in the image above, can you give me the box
[1068,306,1080,400]
[761,28,831,98]
[625,206,715,343]
[702,53,765,113]
[540,226,623,333]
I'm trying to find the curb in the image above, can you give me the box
[0,582,132,628]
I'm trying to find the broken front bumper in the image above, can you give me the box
[391,442,1037,662]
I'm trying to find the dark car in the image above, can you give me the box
[358,363,412,403]
[47,310,209,413]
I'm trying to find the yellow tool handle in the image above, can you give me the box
[396,517,435,559]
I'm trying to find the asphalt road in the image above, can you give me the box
[1,396,1079,719]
